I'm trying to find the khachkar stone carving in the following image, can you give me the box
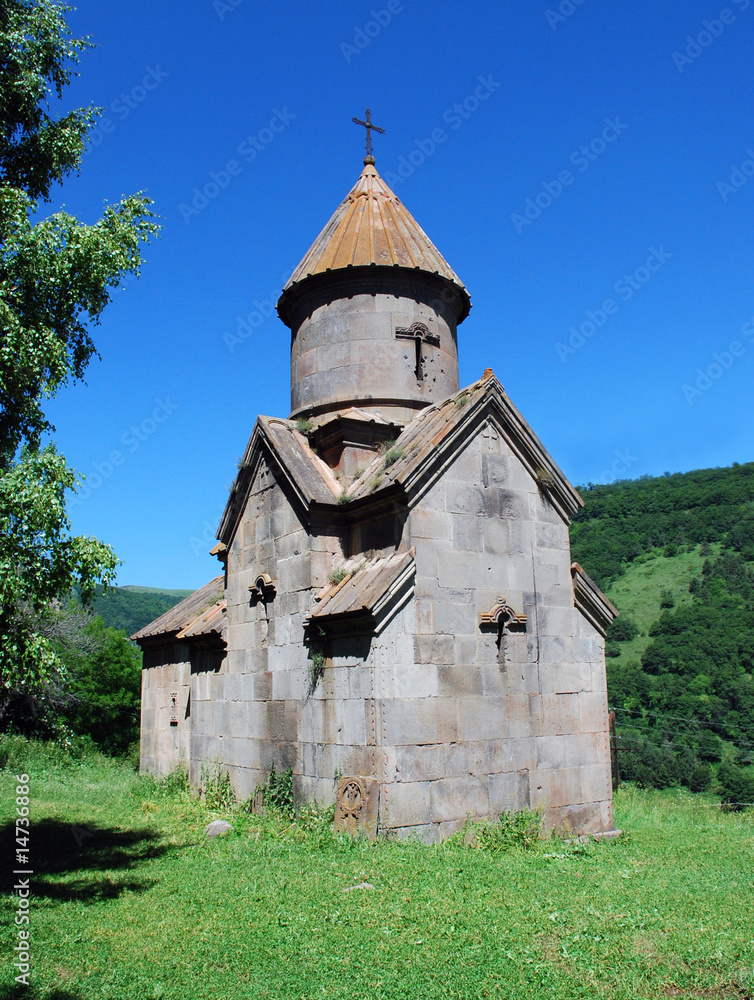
[134,132,619,842]
[334,776,379,839]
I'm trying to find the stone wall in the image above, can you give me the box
[372,418,613,839]
[140,644,191,777]
[142,417,613,839]
[220,452,344,798]
[288,273,461,423]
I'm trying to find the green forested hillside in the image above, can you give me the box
[571,462,754,797]
[90,584,192,634]
[571,461,754,587]
[9,588,197,754]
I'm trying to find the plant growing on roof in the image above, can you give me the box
[383,445,404,468]
[535,467,556,490]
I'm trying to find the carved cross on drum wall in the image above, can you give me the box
[395,322,440,381]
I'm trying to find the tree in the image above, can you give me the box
[606,614,640,643]
[716,760,754,811]
[688,764,711,793]
[697,730,724,763]
[659,589,675,609]
[0,0,158,723]
[59,616,142,756]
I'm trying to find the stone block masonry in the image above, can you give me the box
[137,154,616,841]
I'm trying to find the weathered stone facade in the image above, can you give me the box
[136,157,617,839]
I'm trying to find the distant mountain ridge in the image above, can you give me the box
[118,585,194,596]
[92,585,192,634]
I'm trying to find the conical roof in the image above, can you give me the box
[279,160,470,312]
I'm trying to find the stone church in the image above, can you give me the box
[135,145,618,840]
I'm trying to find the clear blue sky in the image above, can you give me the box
[43,0,754,589]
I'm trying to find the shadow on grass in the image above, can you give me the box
[0,988,86,1000]
[1,817,173,903]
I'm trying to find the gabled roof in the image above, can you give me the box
[348,373,584,522]
[217,372,584,547]
[131,576,227,644]
[217,416,342,546]
[277,161,470,320]
[306,550,415,635]
[571,563,618,636]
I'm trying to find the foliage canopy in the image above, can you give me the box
[0,0,158,721]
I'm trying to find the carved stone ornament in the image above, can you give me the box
[395,322,441,381]
[479,598,527,632]
[249,573,276,612]
[394,321,440,347]
[334,775,379,839]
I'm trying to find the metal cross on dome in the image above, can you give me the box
[352,107,385,159]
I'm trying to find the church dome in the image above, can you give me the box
[277,160,471,327]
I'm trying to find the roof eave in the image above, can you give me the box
[347,376,583,523]
[276,264,471,330]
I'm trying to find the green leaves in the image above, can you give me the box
[0,446,118,718]
[59,615,142,756]
[0,0,95,200]
[0,187,158,465]
[0,2,160,722]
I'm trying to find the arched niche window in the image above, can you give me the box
[249,573,276,619]
[479,598,527,666]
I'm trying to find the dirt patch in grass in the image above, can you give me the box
[661,985,752,999]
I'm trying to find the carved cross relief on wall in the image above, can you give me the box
[395,322,440,382]
[481,421,501,453]
[252,458,272,496]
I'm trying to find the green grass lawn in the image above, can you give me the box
[1,743,753,1000]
